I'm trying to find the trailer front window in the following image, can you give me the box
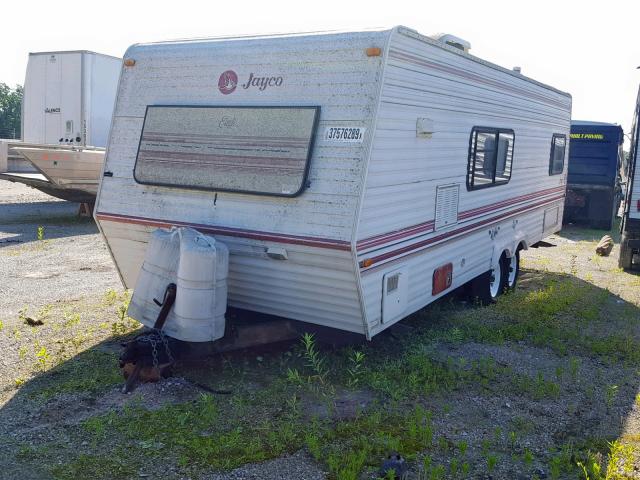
[467,127,515,190]
[549,134,566,175]
[133,105,320,197]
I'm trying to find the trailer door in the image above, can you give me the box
[44,53,82,144]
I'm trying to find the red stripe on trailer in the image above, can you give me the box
[357,186,566,251]
[357,220,436,250]
[360,194,565,272]
[457,185,566,220]
[95,212,351,251]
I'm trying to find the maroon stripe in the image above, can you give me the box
[138,150,305,167]
[142,137,309,148]
[357,220,435,249]
[457,186,565,220]
[357,186,565,250]
[388,50,567,110]
[360,195,564,270]
[139,157,305,172]
[144,131,309,141]
[95,212,351,251]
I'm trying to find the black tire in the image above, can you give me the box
[501,250,520,293]
[469,260,504,306]
[619,233,633,270]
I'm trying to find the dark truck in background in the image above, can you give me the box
[563,121,624,230]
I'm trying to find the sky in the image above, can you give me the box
[1,0,639,145]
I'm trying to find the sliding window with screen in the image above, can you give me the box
[467,127,515,190]
[548,134,566,175]
[133,105,320,197]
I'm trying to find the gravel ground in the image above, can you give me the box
[0,180,121,318]
[1,181,639,479]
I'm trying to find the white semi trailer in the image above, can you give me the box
[0,50,121,202]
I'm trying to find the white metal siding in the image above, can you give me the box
[96,30,390,335]
[86,54,121,147]
[356,28,571,331]
[99,219,364,332]
[23,52,82,144]
[630,147,640,220]
[358,30,570,242]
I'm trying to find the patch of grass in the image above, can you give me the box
[31,350,122,399]
[70,391,437,480]
[103,289,118,306]
[436,277,640,364]
[511,372,561,400]
[51,452,137,480]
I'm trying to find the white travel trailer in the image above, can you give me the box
[95,27,571,340]
[1,50,120,202]
[620,85,640,270]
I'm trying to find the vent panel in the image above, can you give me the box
[435,184,460,230]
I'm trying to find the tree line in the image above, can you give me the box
[0,83,23,139]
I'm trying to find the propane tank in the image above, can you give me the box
[128,227,229,342]
[127,227,180,326]
[172,228,229,341]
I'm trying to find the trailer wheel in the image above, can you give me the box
[501,250,520,292]
[470,260,504,305]
[619,233,633,270]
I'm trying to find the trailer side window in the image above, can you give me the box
[549,134,566,175]
[467,127,514,190]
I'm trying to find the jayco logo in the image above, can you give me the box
[241,73,283,91]
[218,70,283,94]
[218,70,238,95]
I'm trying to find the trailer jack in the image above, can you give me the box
[119,283,180,393]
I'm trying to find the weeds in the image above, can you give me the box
[35,346,50,371]
[301,333,329,384]
[37,226,44,241]
[523,448,534,465]
[346,350,366,387]
[487,453,498,472]
[605,385,619,410]
[74,396,434,480]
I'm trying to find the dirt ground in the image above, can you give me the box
[1,180,639,480]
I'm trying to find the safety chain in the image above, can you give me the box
[135,329,174,371]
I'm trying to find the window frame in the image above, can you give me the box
[548,133,567,176]
[466,126,515,191]
[132,104,321,198]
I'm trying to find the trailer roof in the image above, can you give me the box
[571,120,621,128]
[130,25,571,100]
[28,50,121,61]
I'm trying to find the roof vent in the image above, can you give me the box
[513,66,522,74]
[431,33,471,53]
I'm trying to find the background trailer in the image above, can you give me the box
[563,121,624,230]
